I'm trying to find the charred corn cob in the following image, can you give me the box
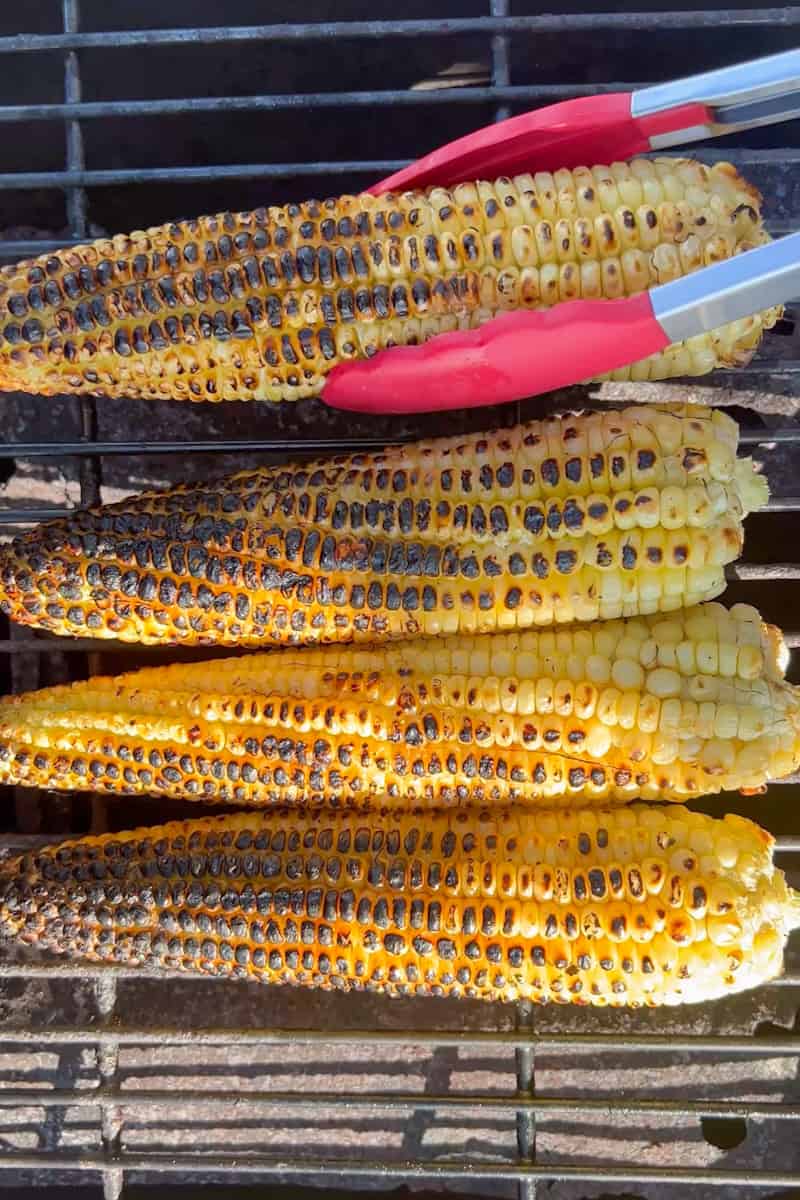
[1,603,797,808]
[1,805,797,1006]
[0,405,767,647]
[0,159,780,402]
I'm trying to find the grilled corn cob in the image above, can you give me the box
[0,159,779,402]
[1,805,797,1006]
[1,603,797,807]
[0,405,767,646]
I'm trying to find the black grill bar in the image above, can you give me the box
[0,437,403,456]
[0,84,638,123]
[58,9,117,1194]
[0,1154,798,1190]
[0,146,797,191]
[0,1090,797,1121]
[0,161,405,190]
[490,6,532,1187]
[1,426,800,458]
[0,1027,798,1053]
[728,563,800,580]
[0,9,797,54]
[724,361,800,374]
[62,0,101,525]
[62,0,85,240]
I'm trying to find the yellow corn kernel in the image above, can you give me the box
[0,405,767,648]
[0,602,797,809]
[0,804,797,1008]
[0,159,780,404]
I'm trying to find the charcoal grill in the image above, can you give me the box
[0,3,799,1197]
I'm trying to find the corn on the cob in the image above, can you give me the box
[0,159,779,402]
[1,805,797,1006]
[0,405,767,647]
[1,602,796,807]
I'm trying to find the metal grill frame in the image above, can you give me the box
[0,4,798,1197]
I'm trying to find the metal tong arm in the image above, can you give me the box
[632,48,800,145]
[652,230,800,344]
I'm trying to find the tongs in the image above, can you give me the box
[323,48,800,414]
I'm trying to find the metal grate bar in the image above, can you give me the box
[62,0,85,239]
[0,426,799,458]
[739,428,800,444]
[490,0,512,126]
[0,1152,797,1188]
[0,508,78,523]
[761,497,800,511]
[60,7,115,1196]
[0,239,81,256]
[0,160,406,188]
[0,10,796,54]
[0,84,641,123]
[719,361,800,376]
[93,976,122,1200]
[1,146,799,190]
[0,1089,796,1120]
[514,1037,537,1200]
[489,5,534,1188]
[727,563,800,580]
[0,1027,796,1053]
[0,437,406,456]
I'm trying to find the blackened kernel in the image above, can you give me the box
[621,543,637,569]
[565,457,582,483]
[541,458,559,487]
[391,284,409,317]
[524,506,544,535]
[21,318,44,344]
[7,293,27,318]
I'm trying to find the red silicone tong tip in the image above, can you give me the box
[322,293,670,415]
[325,92,712,414]
[371,94,641,194]
[370,94,712,195]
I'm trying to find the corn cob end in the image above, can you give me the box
[735,457,769,514]
[789,890,800,933]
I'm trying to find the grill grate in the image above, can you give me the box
[0,4,799,1198]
